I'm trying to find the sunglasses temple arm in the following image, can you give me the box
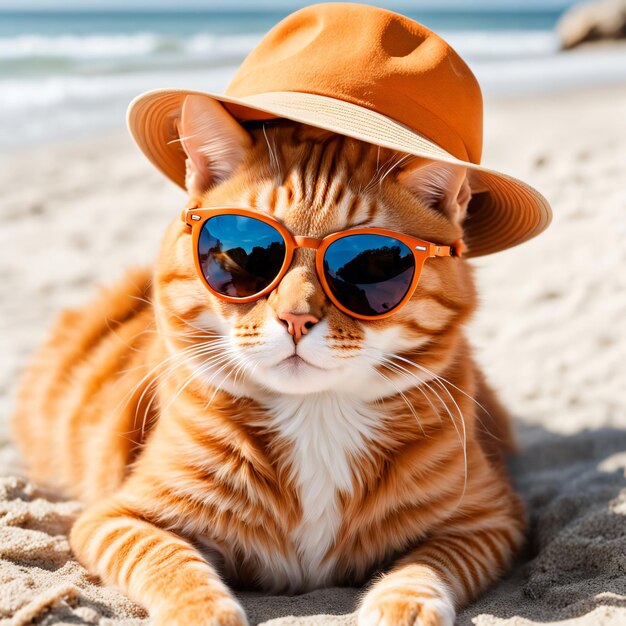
[181,206,205,227]
[431,238,466,258]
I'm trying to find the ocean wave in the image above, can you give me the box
[0,30,558,64]
[3,49,626,149]
[0,32,261,61]
[0,65,237,111]
[443,30,559,60]
[0,64,237,147]
[0,33,159,59]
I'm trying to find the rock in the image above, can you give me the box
[557,0,626,49]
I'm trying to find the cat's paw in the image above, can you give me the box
[154,594,248,626]
[358,586,455,626]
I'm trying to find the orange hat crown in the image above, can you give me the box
[226,3,483,164]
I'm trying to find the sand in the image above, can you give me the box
[0,84,625,625]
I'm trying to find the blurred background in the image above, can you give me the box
[2,0,626,147]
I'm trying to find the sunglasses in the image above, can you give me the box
[181,207,464,321]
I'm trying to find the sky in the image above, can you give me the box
[0,0,581,10]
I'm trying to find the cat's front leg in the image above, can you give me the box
[359,562,455,626]
[70,495,247,626]
[358,524,524,626]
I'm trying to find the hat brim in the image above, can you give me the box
[127,88,551,258]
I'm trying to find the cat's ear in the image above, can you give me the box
[398,160,471,225]
[178,95,252,197]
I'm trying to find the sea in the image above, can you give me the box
[1,5,626,148]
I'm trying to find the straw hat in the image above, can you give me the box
[127,2,551,257]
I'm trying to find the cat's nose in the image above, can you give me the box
[278,311,319,344]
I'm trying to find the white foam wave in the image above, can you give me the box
[0,32,260,61]
[0,65,237,147]
[0,30,556,63]
[0,66,236,111]
[443,30,559,60]
[1,29,625,149]
[0,33,158,59]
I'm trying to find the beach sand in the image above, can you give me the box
[1,84,625,625]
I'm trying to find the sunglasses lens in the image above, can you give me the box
[198,214,286,298]
[323,234,415,317]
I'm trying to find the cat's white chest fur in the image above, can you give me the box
[261,393,383,590]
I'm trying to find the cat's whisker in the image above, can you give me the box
[206,365,236,405]
[415,363,503,443]
[157,300,222,337]
[114,340,227,424]
[134,344,233,439]
[263,123,282,184]
[128,294,152,304]
[230,352,253,388]
[201,353,256,411]
[159,351,235,417]
[361,152,391,194]
[383,353,468,502]
[131,296,211,332]
[361,152,408,195]
[393,354,492,419]
[380,355,469,465]
[377,153,411,188]
[134,293,224,341]
[143,342,233,398]
[204,349,250,403]
[204,356,244,406]
[382,363,445,428]
[376,367,427,437]
[360,345,468,501]
[377,356,443,420]
[124,340,232,438]
[117,337,227,376]
[100,314,152,355]
[379,358,459,439]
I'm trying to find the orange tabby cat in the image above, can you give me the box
[12,96,524,626]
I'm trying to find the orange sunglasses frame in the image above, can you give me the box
[181,207,464,321]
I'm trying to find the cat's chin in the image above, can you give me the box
[257,355,344,395]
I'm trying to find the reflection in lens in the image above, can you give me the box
[198,214,286,298]
[323,234,415,316]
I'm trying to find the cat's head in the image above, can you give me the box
[153,96,477,399]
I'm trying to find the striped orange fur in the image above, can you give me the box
[12,101,525,626]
